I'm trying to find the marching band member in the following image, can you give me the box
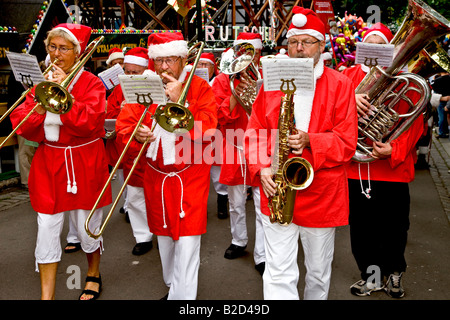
[106,47,124,68]
[212,32,266,274]
[10,23,111,300]
[116,32,217,300]
[342,23,424,298]
[244,8,358,299]
[106,47,154,255]
[198,52,229,219]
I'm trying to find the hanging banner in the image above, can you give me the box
[313,1,336,34]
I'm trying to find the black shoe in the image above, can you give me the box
[224,244,247,259]
[119,207,125,214]
[64,242,81,253]
[132,241,153,255]
[255,262,265,276]
[437,134,449,139]
[125,211,130,223]
[217,194,228,219]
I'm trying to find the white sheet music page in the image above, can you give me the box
[98,63,125,90]
[355,42,395,68]
[118,74,166,105]
[6,51,45,88]
[261,58,314,92]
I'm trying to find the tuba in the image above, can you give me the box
[268,79,314,225]
[220,42,261,115]
[85,42,204,239]
[352,0,450,163]
[0,37,104,149]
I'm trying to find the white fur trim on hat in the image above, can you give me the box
[53,27,81,54]
[363,30,389,44]
[286,28,324,41]
[292,14,307,28]
[124,55,148,67]
[233,39,263,50]
[148,40,188,59]
[199,57,214,65]
[107,52,124,65]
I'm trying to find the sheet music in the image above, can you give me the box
[355,42,395,68]
[6,51,45,88]
[98,64,125,90]
[118,74,166,105]
[261,58,314,92]
[194,68,210,83]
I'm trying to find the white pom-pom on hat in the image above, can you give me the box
[292,14,307,28]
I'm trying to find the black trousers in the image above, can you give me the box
[348,179,410,280]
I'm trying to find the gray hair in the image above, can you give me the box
[44,29,80,56]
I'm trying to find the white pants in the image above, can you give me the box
[262,214,336,300]
[35,209,104,271]
[127,185,153,243]
[210,166,228,195]
[65,169,128,244]
[158,235,201,300]
[228,185,265,265]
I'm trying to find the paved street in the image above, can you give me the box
[0,136,449,305]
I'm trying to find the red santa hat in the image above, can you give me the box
[124,47,149,67]
[286,6,325,41]
[147,32,188,59]
[362,22,393,44]
[52,23,91,55]
[106,48,124,65]
[275,48,289,59]
[233,32,263,50]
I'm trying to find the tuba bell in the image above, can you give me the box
[220,42,261,115]
[352,0,450,163]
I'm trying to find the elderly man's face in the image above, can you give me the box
[198,61,216,80]
[123,63,147,75]
[287,34,325,65]
[153,55,187,84]
[364,34,387,45]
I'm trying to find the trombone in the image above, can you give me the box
[85,42,205,239]
[0,58,58,125]
[0,37,104,150]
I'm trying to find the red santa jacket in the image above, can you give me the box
[116,73,217,240]
[10,71,112,214]
[342,64,424,183]
[212,72,259,187]
[245,65,358,228]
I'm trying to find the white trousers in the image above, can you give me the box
[65,169,128,244]
[35,209,104,271]
[158,235,201,300]
[261,214,336,300]
[228,185,265,264]
[210,165,228,195]
[127,185,153,243]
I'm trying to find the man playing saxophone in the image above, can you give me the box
[244,7,358,300]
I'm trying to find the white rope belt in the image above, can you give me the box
[147,162,191,229]
[45,138,100,194]
[358,163,371,199]
[232,143,247,194]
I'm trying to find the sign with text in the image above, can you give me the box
[6,51,45,88]
[355,42,395,68]
[118,74,166,105]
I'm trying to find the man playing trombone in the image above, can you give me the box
[115,32,217,300]
[10,23,111,300]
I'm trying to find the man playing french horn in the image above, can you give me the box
[244,7,358,300]
[115,32,217,300]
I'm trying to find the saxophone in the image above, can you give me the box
[268,79,314,225]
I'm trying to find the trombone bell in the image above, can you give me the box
[34,81,72,114]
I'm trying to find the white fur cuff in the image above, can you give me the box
[44,111,63,142]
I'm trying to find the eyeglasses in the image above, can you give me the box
[47,44,74,54]
[154,57,180,66]
[287,40,320,48]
